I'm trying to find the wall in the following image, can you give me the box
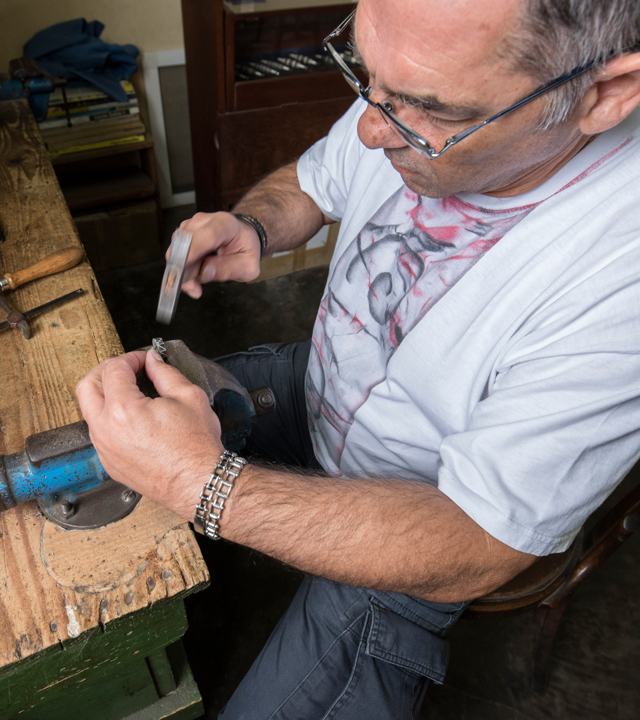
[0,0,185,112]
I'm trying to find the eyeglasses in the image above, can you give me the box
[323,9,600,159]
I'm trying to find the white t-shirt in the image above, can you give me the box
[298,100,640,556]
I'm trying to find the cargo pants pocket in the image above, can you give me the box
[320,598,450,720]
[365,598,450,684]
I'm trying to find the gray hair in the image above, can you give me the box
[506,0,640,128]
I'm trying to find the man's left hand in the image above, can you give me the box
[76,349,224,520]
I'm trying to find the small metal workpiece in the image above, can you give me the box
[152,337,167,361]
[156,229,193,325]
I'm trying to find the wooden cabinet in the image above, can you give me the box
[181,0,358,211]
[51,138,163,271]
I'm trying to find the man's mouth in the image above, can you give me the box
[389,159,416,176]
[385,150,418,176]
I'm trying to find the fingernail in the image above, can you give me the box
[148,349,162,362]
[201,265,216,282]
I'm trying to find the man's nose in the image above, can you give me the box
[357,102,407,151]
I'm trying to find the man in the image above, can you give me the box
[77,0,640,717]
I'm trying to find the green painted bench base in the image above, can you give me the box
[1,595,205,720]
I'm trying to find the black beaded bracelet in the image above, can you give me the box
[233,213,268,258]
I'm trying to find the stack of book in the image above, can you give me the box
[38,80,146,156]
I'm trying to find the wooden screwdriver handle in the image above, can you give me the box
[3,247,84,290]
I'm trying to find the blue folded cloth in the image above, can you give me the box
[24,19,138,102]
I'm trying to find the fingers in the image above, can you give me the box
[99,351,147,400]
[144,349,209,405]
[181,278,203,299]
[76,351,147,422]
[78,349,208,419]
[172,214,230,295]
[179,211,214,233]
[199,251,261,283]
[76,370,106,422]
[165,212,215,260]
[165,212,262,291]
[180,212,233,263]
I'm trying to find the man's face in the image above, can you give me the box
[354,0,587,198]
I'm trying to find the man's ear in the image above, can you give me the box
[579,52,640,134]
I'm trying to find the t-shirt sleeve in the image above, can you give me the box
[436,265,640,556]
[297,100,367,221]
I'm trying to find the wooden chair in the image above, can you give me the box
[466,459,640,692]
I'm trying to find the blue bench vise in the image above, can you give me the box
[0,57,63,122]
[0,339,275,530]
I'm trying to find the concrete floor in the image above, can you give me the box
[95,207,640,719]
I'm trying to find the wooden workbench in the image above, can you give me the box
[0,100,209,720]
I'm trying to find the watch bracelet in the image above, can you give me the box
[194,450,247,540]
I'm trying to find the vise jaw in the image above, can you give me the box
[0,340,274,530]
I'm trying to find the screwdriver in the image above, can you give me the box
[0,247,84,292]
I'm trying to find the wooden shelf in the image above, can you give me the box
[59,165,156,213]
[50,137,155,166]
[233,69,358,110]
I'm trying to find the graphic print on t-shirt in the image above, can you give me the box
[306,186,541,472]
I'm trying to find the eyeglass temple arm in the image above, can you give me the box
[450,59,600,143]
[330,8,357,40]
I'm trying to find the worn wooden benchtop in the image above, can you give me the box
[0,99,209,672]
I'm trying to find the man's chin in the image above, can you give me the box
[386,152,452,198]
[400,173,451,199]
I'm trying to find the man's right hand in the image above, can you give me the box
[171,161,327,299]
[173,211,262,299]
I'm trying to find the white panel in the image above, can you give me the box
[142,49,192,208]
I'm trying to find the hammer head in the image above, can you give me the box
[156,229,192,325]
[0,293,29,338]
[11,314,29,339]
